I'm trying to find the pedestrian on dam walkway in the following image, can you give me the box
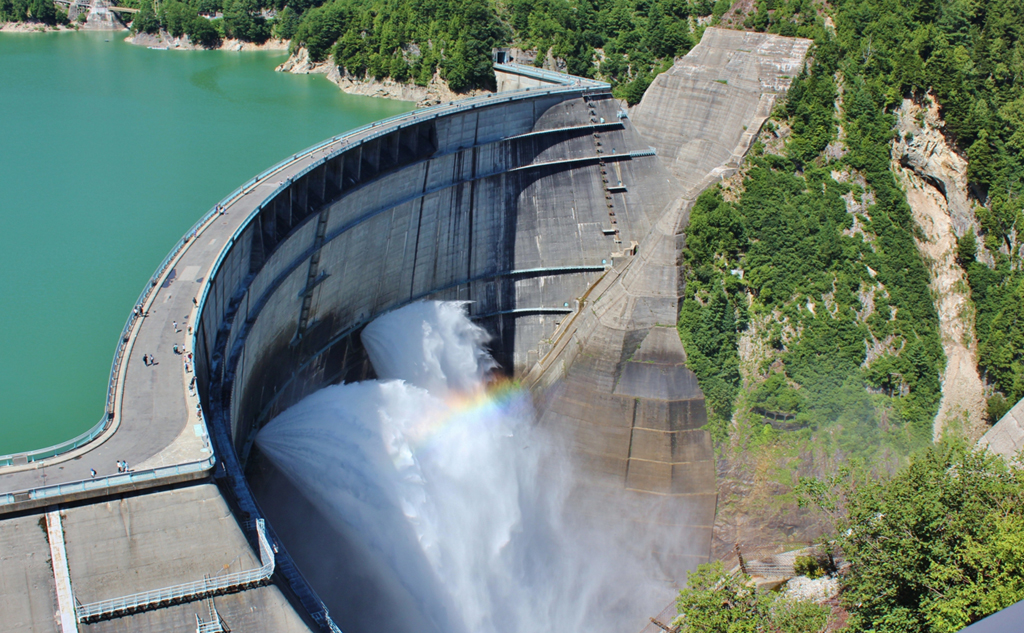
[143,354,149,366]
[90,469,96,478]
[173,321,178,332]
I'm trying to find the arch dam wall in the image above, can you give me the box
[0,28,811,633]
[195,87,679,462]
[199,77,699,631]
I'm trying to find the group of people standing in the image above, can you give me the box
[141,300,198,369]
[91,460,130,478]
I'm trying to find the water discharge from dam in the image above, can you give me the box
[256,301,679,633]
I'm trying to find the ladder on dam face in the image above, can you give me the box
[295,208,332,341]
[195,598,225,633]
[583,94,622,245]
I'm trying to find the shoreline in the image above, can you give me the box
[1,23,485,107]
[0,21,84,32]
[124,30,289,52]
[276,46,490,107]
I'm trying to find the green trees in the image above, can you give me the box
[799,441,1024,632]
[801,0,1024,420]
[674,562,830,632]
[131,1,160,33]
[0,0,65,24]
[126,0,272,46]
[289,0,346,62]
[186,13,220,46]
[106,0,708,94]
[223,0,269,42]
[287,0,508,90]
[159,0,192,37]
[270,5,297,39]
[683,443,1024,633]
[280,0,710,95]
[678,52,942,458]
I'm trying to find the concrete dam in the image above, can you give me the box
[0,28,810,633]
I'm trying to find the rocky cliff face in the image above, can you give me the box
[276,47,488,107]
[891,96,987,440]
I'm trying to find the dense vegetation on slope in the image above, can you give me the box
[806,441,1024,632]
[675,560,830,632]
[680,38,943,461]
[114,0,721,97]
[0,0,66,24]
[825,0,1024,421]
[284,0,724,96]
[679,0,1024,473]
[678,441,1024,632]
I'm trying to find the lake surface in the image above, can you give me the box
[0,31,413,454]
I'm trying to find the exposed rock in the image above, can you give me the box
[124,30,288,51]
[276,47,489,107]
[892,96,987,440]
[893,96,976,234]
[274,44,324,72]
[0,20,79,31]
[786,575,840,602]
[327,67,491,107]
[274,46,485,106]
[80,3,125,30]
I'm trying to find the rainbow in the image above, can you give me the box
[403,377,531,456]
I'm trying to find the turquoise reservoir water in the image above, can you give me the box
[0,32,413,454]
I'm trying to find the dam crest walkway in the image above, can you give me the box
[0,69,608,514]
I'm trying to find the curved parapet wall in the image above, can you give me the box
[188,79,683,628]
[194,85,673,457]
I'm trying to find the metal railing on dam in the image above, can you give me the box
[0,456,215,508]
[1,63,626,632]
[189,77,622,633]
[0,75,608,472]
[76,518,274,622]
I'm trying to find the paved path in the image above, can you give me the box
[0,84,603,506]
[0,141,352,498]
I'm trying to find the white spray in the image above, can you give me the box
[256,301,680,633]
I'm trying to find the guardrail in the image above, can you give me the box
[2,71,612,628]
[0,456,215,508]
[494,62,611,88]
[190,79,615,633]
[0,69,615,470]
[77,517,272,622]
